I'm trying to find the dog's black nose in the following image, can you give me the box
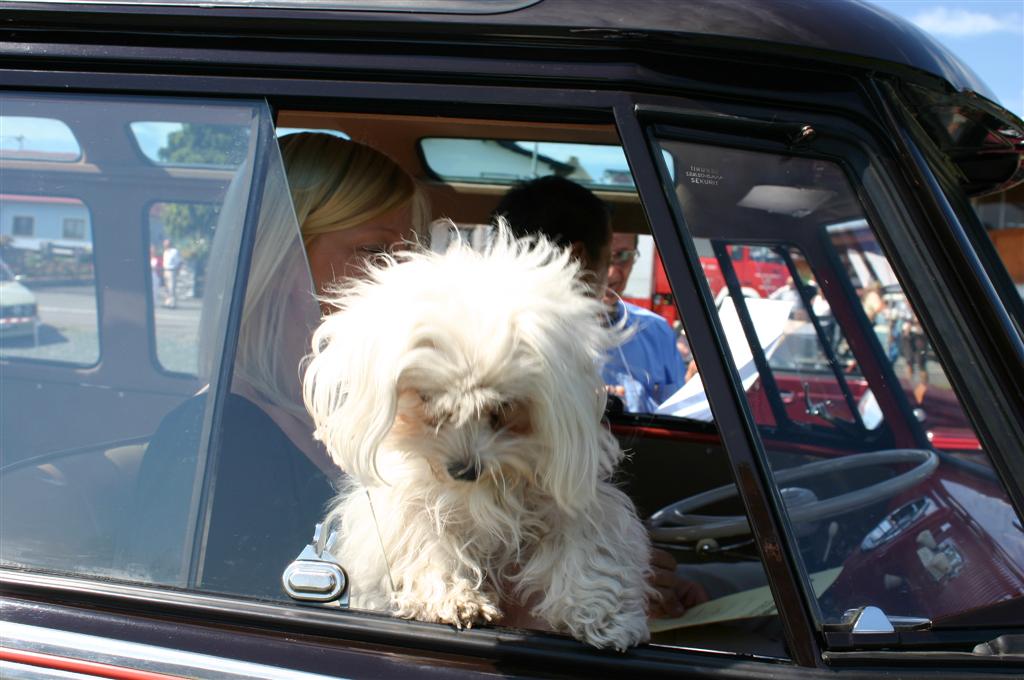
[447,462,479,482]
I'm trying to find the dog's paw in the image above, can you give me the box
[445,591,501,629]
[392,582,500,629]
[578,609,650,652]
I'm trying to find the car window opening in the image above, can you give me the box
[2,96,1022,662]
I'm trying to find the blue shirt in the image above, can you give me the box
[602,300,688,413]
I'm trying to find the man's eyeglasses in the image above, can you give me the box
[610,249,639,265]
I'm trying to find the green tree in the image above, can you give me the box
[156,124,249,297]
[158,123,249,167]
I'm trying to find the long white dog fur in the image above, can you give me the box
[302,226,653,650]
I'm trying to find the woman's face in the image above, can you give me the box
[305,202,413,299]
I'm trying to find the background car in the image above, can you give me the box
[0,259,38,343]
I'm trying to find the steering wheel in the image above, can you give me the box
[647,449,938,543]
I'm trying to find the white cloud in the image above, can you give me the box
[911,7,1022,37]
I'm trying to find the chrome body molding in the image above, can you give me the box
[0,621,347,680]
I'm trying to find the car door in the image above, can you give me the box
[0,82,810,679]
[622,93,1024,671]
[4,29,1024,680]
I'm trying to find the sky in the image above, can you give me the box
[866,0,1024,116]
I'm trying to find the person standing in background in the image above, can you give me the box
[149,244,163,306]
[162,238,182,308]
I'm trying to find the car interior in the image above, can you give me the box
[2,95,1021,659]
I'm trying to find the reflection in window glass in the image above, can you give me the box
[125,147,309,596]
[971,189,1024,304]
[0,116,81,162]
[707,243,870,430]
[130,121,251,168]
[62,218,87,240]
[0,195,98,366]
[658,137,1024,628]
[825,221,972,434]
[0,92,264,588]
[148,201,219,375]
[12,215,34,236]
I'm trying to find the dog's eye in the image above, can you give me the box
[488,402,512,430]
[416,391,431,404]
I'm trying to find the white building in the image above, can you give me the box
[0,194,92,253]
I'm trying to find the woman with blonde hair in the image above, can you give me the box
[126,133,428,597]
[227,133,429,464]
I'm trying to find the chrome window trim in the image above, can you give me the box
[0,620,347,680]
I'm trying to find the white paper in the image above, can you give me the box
[649,566,843,632]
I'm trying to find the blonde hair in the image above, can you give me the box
[279,133,428,245]
[201,133,428,415]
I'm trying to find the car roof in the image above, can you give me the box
[7,0,997,104]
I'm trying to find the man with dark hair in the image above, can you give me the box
[496,176,687,413]
[496,175,613,290]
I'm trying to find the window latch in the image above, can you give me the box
[282,523,349,606]
[828,606,931,634]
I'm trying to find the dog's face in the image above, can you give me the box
[388,328,544,491]
[304,226,624,514]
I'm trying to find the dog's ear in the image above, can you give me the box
[303,305,400,485]
[532,338,622,517]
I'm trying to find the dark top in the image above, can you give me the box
[121,392,335,600]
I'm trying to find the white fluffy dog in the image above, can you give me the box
[302,227,653,651]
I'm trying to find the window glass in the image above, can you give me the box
[657,137,1024,629]
[8,107,783,656]
[318,130,781,657]
[432,222,693,417]
[145,135,324,599]
[971,189,1024,304]
[0,115,81,162]
[62,218,87,240]
[0,92,267,586]
[0,195,98,366]
[704,243,871,431]
[603,232,691,414]
[421,138,675,191]
[130,121,250,168]
[148,201,219,375]
[824,220,972,434]
[12,215,35,236]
